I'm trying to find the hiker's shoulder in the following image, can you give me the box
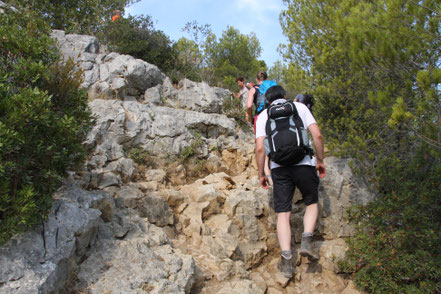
[293,101,308,111]
[263,80,277,86]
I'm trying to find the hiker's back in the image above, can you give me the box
[254,80,277,115]
[264,100,313,166]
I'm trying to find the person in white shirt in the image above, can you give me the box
[231,77,249,109]
[295,93,316,166]
[255,85,326,278]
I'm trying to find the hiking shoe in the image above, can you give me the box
[277,256,293,278]
[299,235,320,261]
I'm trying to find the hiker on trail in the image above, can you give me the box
[112,10,121,22]
[245,71,277,132]
[255,85,326,279]
[230,77,249,108]
[247,71,277,179]
[295,93,314,114]
[295,93,316,166]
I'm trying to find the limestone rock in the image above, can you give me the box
[145,169,166,182]
[162,78,228,114]
[114,186,144,209]
[75,240,195,294]
[318,157,376,240]
[137,193,174,227]
[211,279,264,294]
[0,185,103,294]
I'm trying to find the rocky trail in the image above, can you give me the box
[0,31,375,294]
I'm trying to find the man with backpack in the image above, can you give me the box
[246,71,277,179]
[255,85,326,278]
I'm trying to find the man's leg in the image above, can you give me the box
[300,203,320,260]
[277,211,291,251]
[303,203,318,233]
[272,167,296,278]
[294,166,320,261]
[277,211,294,278]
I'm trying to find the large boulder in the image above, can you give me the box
[74,233,195,294]
[0,184,106,294]
[0,182,196,294]
[318,157,376,239]
[51,31,165,95]
[79,98,239,189]
[160,78,229,114]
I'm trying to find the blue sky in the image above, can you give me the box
[125,0,288,68]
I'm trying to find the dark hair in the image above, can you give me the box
[295,94,314,113]
[265,85,286,103]
[236,77,244,82]
[256,71,268,81]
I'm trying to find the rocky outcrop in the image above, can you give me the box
[0,31,376,294]
[50,30,239,190]
[50,30,229,114]
[0,182,195,294]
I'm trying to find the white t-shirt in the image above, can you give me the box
[239,87,249,108]
[255,99,317,169]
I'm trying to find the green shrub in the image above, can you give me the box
[9,0,138,35]
[339,155,441,293]
[179,133,204,163]
[126,146,155,167]
[0,9,93,244]
[222,93,248,129]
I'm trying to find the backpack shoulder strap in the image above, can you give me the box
[288,101,304,128]
[287,101,308,148]
[253,85,260,104]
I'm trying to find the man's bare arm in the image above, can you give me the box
[246,88,255,124]
[255,136,270,188]
[308,123,326,178]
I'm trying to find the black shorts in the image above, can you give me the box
[271,165,319,213]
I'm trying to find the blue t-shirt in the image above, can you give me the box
[259,80,277,94]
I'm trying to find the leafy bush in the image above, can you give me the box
[339,156,441,293]
[179,133,204,163]
[8,0,138,35]
[222,93,248,129]
[125,146,155,167]
[0,9,93,244]
[172,37,204,83]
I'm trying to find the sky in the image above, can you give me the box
[125,0,288,68]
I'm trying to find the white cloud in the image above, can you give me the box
[234,0,284,12]
[232,0,284,29]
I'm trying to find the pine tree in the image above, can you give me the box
[280,0,441,292]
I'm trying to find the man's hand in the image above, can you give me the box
[260,175,270,189]
[316,160,326,179]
